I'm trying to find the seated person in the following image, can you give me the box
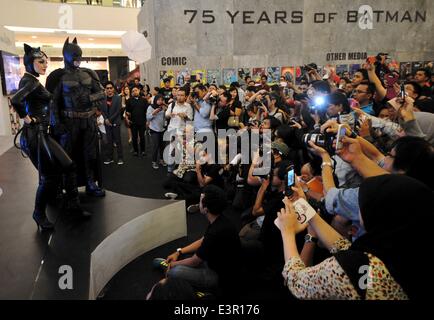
[146,278,197,300]
[155,185,241,296]
[275,174,433,300]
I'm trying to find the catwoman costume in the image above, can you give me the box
[46,37,106,209]
[11,44,73,231]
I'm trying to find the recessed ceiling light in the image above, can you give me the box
[88,38,94,41]
[31,36,38,39]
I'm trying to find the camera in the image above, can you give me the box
[209,94,219,105]
[302,132,335,154]
[191,91,199,99]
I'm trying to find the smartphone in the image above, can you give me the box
[335,124,346,151]
[400,82,406,100]
[285,165,295,197]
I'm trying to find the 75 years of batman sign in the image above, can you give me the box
[183,7,427,27]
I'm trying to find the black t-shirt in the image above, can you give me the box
[215,106,230,130]
[420,85,433,98]
[196,215,241,284]
[126,97,148,125]
[260,190,285,262]
[201,164,224,189]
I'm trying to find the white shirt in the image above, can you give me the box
[165,102,193,133]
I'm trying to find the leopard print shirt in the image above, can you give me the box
[282,238,408,300]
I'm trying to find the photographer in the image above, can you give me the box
[147,94,167,169]
[188,84,212,133]
[259,75,270,92]
[275,174,433,299]
[210,91,232,131]
[353,96,434,145]
[324,92,355,128]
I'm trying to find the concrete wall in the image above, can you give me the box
[0,27,17,137]
[139,0,434,87]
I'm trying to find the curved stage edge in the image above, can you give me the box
[0,147,187,300]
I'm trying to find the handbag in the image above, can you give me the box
[227,115,239,128]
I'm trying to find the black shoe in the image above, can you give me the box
[33,210,54,232]
[141,152,146,157]
[65,199,92,218]
[85,180,106,197]
[133,152,138,157]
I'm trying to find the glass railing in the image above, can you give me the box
[33,0,143,8]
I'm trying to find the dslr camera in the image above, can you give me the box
[191,91,199,99]
[302,132,336,155]
[208,94,219,105]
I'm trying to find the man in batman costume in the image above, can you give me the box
[11,44,73,231]
[46,37,106,217]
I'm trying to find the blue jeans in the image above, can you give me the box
[167,262,219,290]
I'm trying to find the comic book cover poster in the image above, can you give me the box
[222,68,237,86]
[267,67,281,84]
[175,69,191,86]
[399,62,412,79]
[252,68,266,83]
[192,69,207,85]
[238,68,251,85]
[295,66,308,85]
[281,67,295,83]
[411,61,424,73]
[336,64,349,77]
[349,64,361,77]
[423,61,433,71]
[207,69,221,86]
[316,65,326,78]
[159,70,176,87]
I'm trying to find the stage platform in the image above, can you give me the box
[0,146,186,300]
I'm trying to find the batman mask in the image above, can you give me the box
[63,37,82,69]
[23,43,47,77]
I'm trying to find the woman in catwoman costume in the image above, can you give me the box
[11,44,72,232]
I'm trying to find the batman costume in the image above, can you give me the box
[11,44,73,231]
[46,37,106,208]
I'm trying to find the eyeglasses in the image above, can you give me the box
[106,87,114,90]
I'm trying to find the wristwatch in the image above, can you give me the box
[302,185,309,193]
[176,248,183,255]
[304,234,319,244]
[321,161,333,170]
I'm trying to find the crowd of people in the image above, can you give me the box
[101,57,434,300]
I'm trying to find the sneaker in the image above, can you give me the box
[152,162,159,170]
[187,204,200,214]
[152,258,169,271]
[159,160,167,167]
[164,192,178,200]
[104,159,114,165]
[133,152,138,157]
[117,159,124,165]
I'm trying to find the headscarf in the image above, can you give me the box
[351,174,434,299]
